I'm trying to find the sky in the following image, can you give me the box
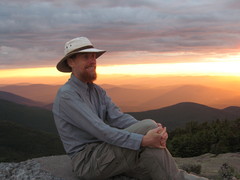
[1,0,240,82]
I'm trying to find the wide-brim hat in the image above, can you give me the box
[57,37,106,72]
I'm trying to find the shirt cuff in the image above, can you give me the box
[127,133,144,150]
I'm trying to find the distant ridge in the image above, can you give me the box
[0,120,64,162]
[1,90,240,132]
[0,84,60,103]
[1,83,240,112]
[139,85,238,111]
[0,99,57,134]
[222,106,240,116]
[0,91,44,107]
[129,102,240,131]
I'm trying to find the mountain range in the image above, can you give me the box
[1,81,240,163]
[0,91,44,107]
[1,83,240,112]
[0,97,57,134]
[1,89,240,162]
[1,90,240,132]
[0,84,60,104]
[128,102,240,130]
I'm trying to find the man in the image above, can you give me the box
[52,37,208,180]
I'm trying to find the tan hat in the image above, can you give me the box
[57,37,106,72]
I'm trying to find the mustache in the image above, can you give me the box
[85,64,96,69]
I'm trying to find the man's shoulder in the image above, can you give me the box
[57,82,71,92]
[56,82,77,98]
[60,82,72,91]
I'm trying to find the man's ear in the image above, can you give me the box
[67,58,74,68]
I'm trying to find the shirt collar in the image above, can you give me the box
[69,74,94,93]
[70,74,88,92]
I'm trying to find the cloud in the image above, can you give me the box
[0,0,240,68]
[0,45,59,68]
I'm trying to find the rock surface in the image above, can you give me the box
[34,155,78,180]
[175,153,240,179]
[0,158,64,180]
[0,153,239,180]
[0,155,135,180]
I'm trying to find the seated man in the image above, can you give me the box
[52,37,208,180]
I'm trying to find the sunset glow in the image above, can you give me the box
[1,60,240,81]
[98,61,240,76]
[0,67,64,78]
[1,0,240,85]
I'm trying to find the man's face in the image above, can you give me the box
[68,53,97,83]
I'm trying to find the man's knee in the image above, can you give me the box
[134,119,158,135]
[125,119,158,135]
[141,119,158,131]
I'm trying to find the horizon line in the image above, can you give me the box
[1,61,240,78]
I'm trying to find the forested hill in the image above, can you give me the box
[0,91,44,107]
[1,98,240,162]
[0,99,57,134]
[0,121,65,162]
[167,118,240,158]
[1,98,240,133]
[129,102,240,131]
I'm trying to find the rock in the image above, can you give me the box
[175,153,240,179]
[0,155,136,180]
[34,155,78,180]
[1,153,239,179]
[0,159,63,180]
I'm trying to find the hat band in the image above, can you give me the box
[66,45,94,56]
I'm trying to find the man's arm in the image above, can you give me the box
[59,90,143,150]
[99,87,168,149]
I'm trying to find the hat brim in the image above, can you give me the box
[57,48,106,72]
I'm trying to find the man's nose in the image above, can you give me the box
[89,58,96,64]
[89,55,96,64]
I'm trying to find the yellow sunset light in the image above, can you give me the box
[0,67,63,78]
[97,61,240,76]
[0,61,240,79]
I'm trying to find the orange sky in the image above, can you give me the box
[1,59,240,86]
[1,49,240,85]
[1,0,240,82]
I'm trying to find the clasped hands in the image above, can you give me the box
[141,123,168,149]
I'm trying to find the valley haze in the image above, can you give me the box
[1,75,240,112]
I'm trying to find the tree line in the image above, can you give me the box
[167,118,240,157]
[1,118,239,162]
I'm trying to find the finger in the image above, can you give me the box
[147,127,159,135]
[157,123,162,127]
[158,127,166,136]
[160,140,166,146]
[156,144,164,149]
[161,132,168,139]
[159,144,166,149]
[156,126,164,133]
[153,126,163,133]
[160,140,166,147]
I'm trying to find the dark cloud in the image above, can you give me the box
[0,0,240,68]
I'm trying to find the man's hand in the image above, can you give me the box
[157,123,168,148]
[141,124,168,149]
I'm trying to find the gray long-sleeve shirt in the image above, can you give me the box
[52,74,143,157]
